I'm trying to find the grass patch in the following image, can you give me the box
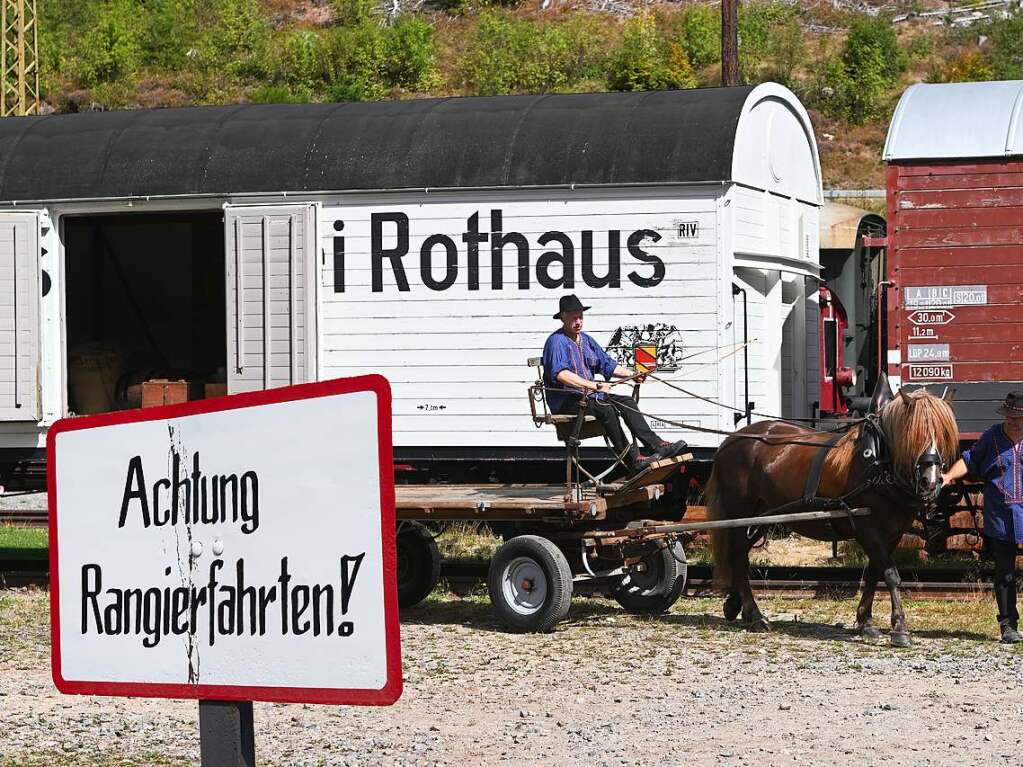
[0,526,48,561]
[2,755,188,767]
[434,522,502,560]
[0,589,50,663]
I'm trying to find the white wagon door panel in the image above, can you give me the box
[0,212,41,421]
[225,204,317,394]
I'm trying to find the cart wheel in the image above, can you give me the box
[396,522,441,609]
[488,535,573,633]
[612,540,687,616]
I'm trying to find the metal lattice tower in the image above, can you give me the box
[1,0,39,117]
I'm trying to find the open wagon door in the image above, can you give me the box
[0,211,42,420]
[224,204,317,394]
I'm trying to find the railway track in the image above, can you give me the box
[1,558,991,597]
[440,560,994,599]
[0,508,47,527]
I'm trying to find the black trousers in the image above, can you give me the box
[989,536,1019,628]
[556,393,660,457]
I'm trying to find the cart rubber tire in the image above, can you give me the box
[612,541,687,616]
[488,535,573,633]
[396,522,441,609]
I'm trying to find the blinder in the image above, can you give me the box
[856,415,945,501]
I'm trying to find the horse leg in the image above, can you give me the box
[734,530,769,632]
[855,562,883,639]
[715,517,742,621]
[858,529,911,648]
[723,590,742,621]
[883,564,911,648]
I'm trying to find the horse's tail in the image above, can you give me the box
[705,472,733,590]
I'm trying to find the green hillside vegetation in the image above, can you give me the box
[34,0,1023,187]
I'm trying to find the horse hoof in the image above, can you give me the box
[859,625,882,640]
[723,594,742,622]
[748,617,772,633]
[890,631,912,648]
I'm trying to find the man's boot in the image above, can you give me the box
[653,439,688,460]
[999,621,1022,644]
[627,447,656,476]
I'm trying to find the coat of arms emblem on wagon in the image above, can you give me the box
[605,323,684,373]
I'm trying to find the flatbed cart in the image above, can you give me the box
[392,453,871,632]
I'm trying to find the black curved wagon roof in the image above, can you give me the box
[0,86,757,203]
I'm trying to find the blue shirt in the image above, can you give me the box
[542,330,618,413]
[962,425,1023,544]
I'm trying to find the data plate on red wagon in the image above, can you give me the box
[47,376,401,705]
[907,364,954,381]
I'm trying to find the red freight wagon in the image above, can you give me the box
[882,80,1023,436]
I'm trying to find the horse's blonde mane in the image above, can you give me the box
[822,426,862,478]
[880,389,959,479]
[822,389,959,481]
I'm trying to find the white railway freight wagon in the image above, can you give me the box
[0,83,821,486]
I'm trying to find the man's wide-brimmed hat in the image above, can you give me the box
[998,391,1023,416]
[554,294,591,319]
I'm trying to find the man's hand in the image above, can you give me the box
[941,457,969,486]
[634,373,648,384]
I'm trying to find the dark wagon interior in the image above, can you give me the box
[62,211,226,415]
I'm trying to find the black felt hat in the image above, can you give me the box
[554,294,591,319]
[997,391,1023,416]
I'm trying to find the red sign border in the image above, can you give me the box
[47,375,402,706]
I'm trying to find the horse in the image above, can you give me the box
[706,377,959,647]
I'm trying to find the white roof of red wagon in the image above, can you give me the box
[884,80,1023,161]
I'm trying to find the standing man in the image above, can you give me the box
[942,391,1023,644]
[542,294,687,474]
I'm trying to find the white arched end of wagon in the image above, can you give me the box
[720,83,824,430]
[732,82,823,207]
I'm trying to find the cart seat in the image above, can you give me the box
[526,357,607,442]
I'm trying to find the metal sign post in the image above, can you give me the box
[199,700,255,767]
[47,376,403,760]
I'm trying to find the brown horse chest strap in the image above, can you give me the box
[802,434,844,505]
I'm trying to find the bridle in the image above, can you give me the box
[857,413,945,503]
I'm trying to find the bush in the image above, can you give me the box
[382,16,439,91]
[140,0,200,70]
[332,0,377,27]
[248,84,312,104]
[843,18,903,85]
[324,22,388,101]
[675,4,720,71]
[812,17,905,123]
[275,30,331,88]
[205,0,271,71]
[929,49,994,83]
[983,12,1023,80]
[555,15,608,87]
[738,1,805,85]
[324,76,377,102]
[76,0,142,86]
[458,11,605,96]
[607,14,696,92]
[905,32,934,64]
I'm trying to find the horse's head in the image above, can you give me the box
[878,389,959,503]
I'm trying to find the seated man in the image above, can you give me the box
[542,294,687,474]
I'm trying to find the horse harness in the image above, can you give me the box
[735,415,938,540]
[795,414,941,521]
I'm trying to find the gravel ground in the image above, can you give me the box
[2,588,1022,767]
